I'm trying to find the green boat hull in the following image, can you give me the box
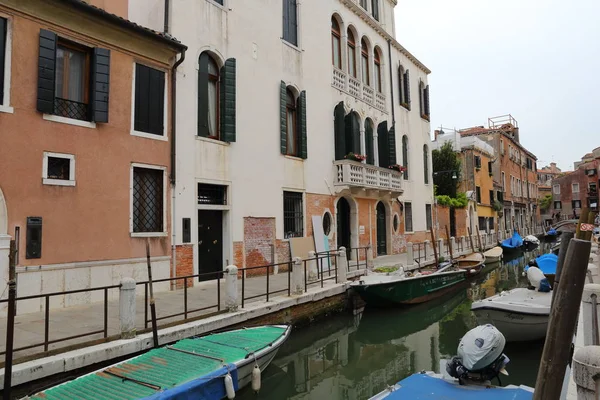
[352,271,467,307]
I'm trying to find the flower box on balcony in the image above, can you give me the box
[344,153,367,162]
[388,164,406,173]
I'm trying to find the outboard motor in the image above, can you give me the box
[446,324,510,385]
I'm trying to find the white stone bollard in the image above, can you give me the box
[589,265,599,283]
[573,346,600,400]
[292,257,304,295]
[582,284,600,346]
[225,265,238,312]
[366,244,374,269]
[424,240,431,261]
[338,247,348,282]
[450,237,456,256]
[437,239,444,258]
[307,251,318,281]
[406,243,414,267]
[119,278,137,339]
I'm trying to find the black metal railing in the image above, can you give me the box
[306,252,338,291]
[412,242,427,264]
[53,97,89,121]
[0,284,120,360]
[350,246,370,271]
[138,270,222,330]
[240,261,292,308]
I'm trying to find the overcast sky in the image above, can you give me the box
[394,0,599,171]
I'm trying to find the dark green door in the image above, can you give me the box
[337,198,351,257]
[376,202,387,255]
[198,210,223,281]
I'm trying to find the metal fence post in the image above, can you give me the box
[582,284,600,346]
[3,239,16,399]
[119,278,137,339]
[225,265,238,312]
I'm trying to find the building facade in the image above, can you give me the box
[460,115,539,233]
[129,0,435,279]
[0,0,185,314]
[537,162,563,225]
[552,160,600,220]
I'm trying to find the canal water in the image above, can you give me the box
[238,243,553,400]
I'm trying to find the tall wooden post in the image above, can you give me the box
[476,230,483,252]
[430,227,439,266]
[467,227,475,253]
[146,239,159,348]
[3,239,17,400]
[533,239,592,400]
[445,226,454,261]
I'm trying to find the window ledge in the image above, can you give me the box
[404,231,415,234]
[43,114,96,129]
[43,178,76,187]
[206,0,227,10]
[284,155,304,162]
[131,232,168,238]
[0,105,14,114]
[281,39,302,53]
[131,130,168,141]
[196,135,230,146]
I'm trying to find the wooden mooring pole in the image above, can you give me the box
[467,227,475,253]
[533,238,592,400]
[146,239,159,348]
[445,226,454,261]
[551,231,574,308]
[476,230,483,252]
[3,239,17,400]
[430,227,439,266]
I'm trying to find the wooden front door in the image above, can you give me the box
[376,202,387,255]
[337,198,351,257]
[198,210,223,281]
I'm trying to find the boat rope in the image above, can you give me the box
[104,369,162,391]
[166,346,225,363]
[200,337,254,352]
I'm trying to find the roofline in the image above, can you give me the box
[59,0,187,51]
[340,0,431,74]
[460,128,538,160]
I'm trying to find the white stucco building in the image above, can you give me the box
[129,0,435,278]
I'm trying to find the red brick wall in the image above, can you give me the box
[233,241,244,267]
[392,201,406,254]
[275,239,291,272]
[244,217,275,276]
[175,245,194,288]
[305,193,336,252]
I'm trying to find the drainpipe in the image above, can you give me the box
[164,0,170,34]
[387,39,396,130]
[170,49,186,288]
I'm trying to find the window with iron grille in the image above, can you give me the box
[47,157,70,180]
[478,217,486,231]
[404,202,413,232]
[283,191,303,239]
[198,183,227,205]
[43,152,75,186]
[133,167,164,233]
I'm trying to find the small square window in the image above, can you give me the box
[572,183,579,193]
[42,152,75,186]
[132,166,165,235]
[554,201,562,210]
[553,185,560,195]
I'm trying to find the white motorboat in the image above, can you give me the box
[471,267,551,342]
[483,246,503,264]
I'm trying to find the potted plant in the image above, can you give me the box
[345,152,367,162]
[388,164,407,173]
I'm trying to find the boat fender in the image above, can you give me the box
[251,364,261,393]
[224,373,235,399]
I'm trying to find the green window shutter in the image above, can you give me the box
[424,85,430,116]
[198,53,209,137]
[365,122,374,165]
[402,135,409,179]
[91,48,110,123]
[345,113,360,155]
[334,102,345,160]
[37,29,57,114]
[220,58,236,142]
[377,121,389,168]
[405,70,411,110]
[298,90,307,159]
[388,124,396,167]
[280,81,287,154]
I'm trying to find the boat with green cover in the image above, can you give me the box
[350,269,466,307]
[26,325,291,400]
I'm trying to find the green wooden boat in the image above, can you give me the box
[350,269,467,307]
[26,325,291,400]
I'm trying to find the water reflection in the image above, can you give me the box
[238,243,552,400]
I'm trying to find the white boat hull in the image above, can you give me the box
[472,308,548,342]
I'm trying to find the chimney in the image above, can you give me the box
[434,130,440,141]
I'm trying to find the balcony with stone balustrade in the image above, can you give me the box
[333,159,403,198]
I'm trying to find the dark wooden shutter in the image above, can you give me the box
[198,53,209,137]
[37,29,57,114]
[92,48,110,123]
[289,0,298,46]
[423,145,428,184]
[334,102,345,160]
[377,122,389,168]
[345,113,359,155]
[298,90,307,159]
[365,122,374,165]
[405,70,411,110]
[148,67,165,135]
[282,0,289,42]
[424,85,430,116]
[134,63,149,132]
[0,18,6,105]
[280,81,287,154]
[402,136,408,178]
[418,81,424,116]
[220,58,236,142]
[388,124,396,167]
[371,0,379,20]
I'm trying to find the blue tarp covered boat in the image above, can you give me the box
[526,253,558,285]
[500,231,524,253]
[370,372,533,400]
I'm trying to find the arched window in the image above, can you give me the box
[331,17,342,69]
[374,48,382,92]
[423,144,429,184]
[347,29,356,78]
[198,52,220,138]
[286,88,298,156]
[361,38,370,86]
[365,119,374,165]
[402,135,409,179]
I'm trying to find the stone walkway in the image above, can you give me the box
[0,271,297,360]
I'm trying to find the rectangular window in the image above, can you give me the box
[476,186,481,203]
[134,63,165,136]
[589,183,597,193]
[55,41,90,121]
[487,160,493,176]
[572,200,582,209]
[489,190,494,205]
[488,217,494,232]
[361,51,369,85]
[42,152,75,186]
[405,202,413,232]
[132,167,164,233]
[553,184,560,195]
[0,17,7,106]
[500,139,504,155]
[282,0,298,46]
[198,183,227,205]
[474,156,481,169]
[497,191,504,202]
[371,0,379,20]
[502,172,505,191]
[572,183,580,193]
[478,217,486,231]
[425,204,432,230]
[283,191,303,238]
[554,201,562,210]
[360,0,368,9]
